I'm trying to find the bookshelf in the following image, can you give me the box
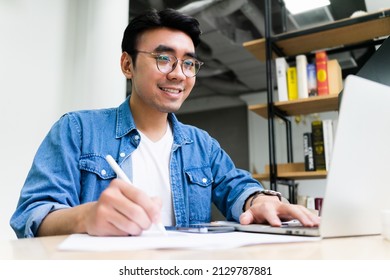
[244,8,390,62]
[244,4,390,201]
[249,94,339,119]
[249,95,338,182]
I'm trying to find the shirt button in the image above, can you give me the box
[202,178,207,183]
[101,169,107,176]
[120,152,125,157]
[134,135,140,140]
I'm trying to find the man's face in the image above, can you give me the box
[127,28,197,113]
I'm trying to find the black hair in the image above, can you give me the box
[121,8,202,64]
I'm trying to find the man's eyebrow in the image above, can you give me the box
[154,45,199,60]
[154,45,175,53]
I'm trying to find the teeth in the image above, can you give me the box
[161,87,181,94]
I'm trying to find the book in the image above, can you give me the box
[306,196,315,210]
[327,59,343,95]
[297,195,308,207]
[296,54,309,99]
[322,119,334,171]
[311,120,326,171]
[315,197,323,216]
[287,66,298,100]
[315,51,329,96]
[275,57,289,102]
[303,132,315,171]
[307,63,317,97]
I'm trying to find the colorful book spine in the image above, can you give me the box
[303,132,315,171]
[307,63,317,97]
[311,120,326,171]
[275,57,289,102]
[327,59,343,95]
[315,51,329,96]
[315,197,323,216]
[296,55,309,99]
[287,66,298,100]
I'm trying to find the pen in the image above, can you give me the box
[105,154,167,236]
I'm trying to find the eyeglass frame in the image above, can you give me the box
[130,50,204,78]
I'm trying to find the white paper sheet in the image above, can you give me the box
[58,230,320,251]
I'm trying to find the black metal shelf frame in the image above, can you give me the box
[264,0,296,203]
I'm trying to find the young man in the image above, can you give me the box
[10,8,319,238]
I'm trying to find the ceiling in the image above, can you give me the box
[129,0,375,101]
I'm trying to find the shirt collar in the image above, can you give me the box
[115,96,136,138]
[115,96,192,146]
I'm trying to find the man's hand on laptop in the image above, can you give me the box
[239,193,320,227]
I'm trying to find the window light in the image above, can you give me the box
[284,0,331,15]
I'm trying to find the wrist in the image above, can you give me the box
[244,190,282,211]
[258,189,282,202]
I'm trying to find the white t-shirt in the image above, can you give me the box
[131,124,174,226]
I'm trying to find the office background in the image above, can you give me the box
[0,0,129,240]
[0,0,385,240]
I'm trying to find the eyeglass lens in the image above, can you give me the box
[156,54,201,77]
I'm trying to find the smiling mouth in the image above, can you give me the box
[159,87,184,94]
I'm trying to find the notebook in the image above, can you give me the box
[214,74,390,238]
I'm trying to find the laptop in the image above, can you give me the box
[212,36,390,237]
[354,35,390,87]
[214,74,390,238]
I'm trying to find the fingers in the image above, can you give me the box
[89,179,162,236]
[276,204,318,226]
[239,209,255,225]
[240,197,320,227]
[83,202,135,236]
[89,202,144,236]
[240,203,282,226]
[296,206,321,226]
[150,196,163,221]
[114,179,161,223]
[259,205,283,227]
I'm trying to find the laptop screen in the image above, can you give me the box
[356,36,390,86]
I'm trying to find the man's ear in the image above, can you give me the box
[121,52,133,79]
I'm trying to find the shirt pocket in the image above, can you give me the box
[79,154,116,180]
[185,167,214,223]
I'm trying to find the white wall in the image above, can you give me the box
[0,0,129,240]
[365,0,389,12]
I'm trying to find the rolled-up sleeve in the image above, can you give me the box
[10,114,82,238]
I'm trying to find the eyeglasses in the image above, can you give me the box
[134,50,204,78]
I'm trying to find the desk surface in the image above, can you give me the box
[1,234,390,260]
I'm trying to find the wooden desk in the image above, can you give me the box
[1,234,390,260]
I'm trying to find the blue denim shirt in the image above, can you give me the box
[10,97,263,238]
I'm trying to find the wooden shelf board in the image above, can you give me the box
[243,38,271,62]
[252,162,327,181]
[249,94,339,118]
[243,9,390,61]
[253,171,327,181]
[277,16,390,57]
